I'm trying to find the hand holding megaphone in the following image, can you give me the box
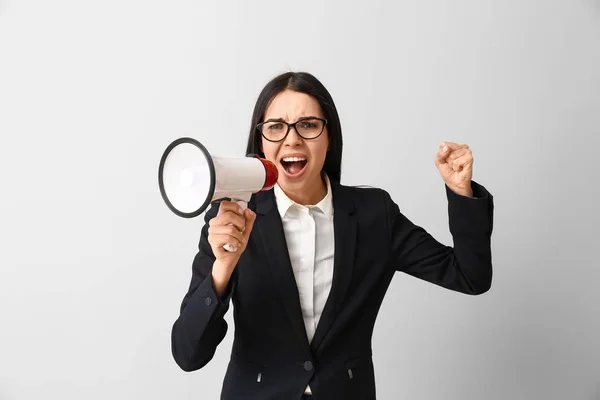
[207,200,256,261]
[158,137,278,252]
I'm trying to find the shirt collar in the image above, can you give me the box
[273,174,334,220]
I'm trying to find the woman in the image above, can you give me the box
[171,72,494,400]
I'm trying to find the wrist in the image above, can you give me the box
[448,184,473,198]
[457,188,473,198]
[212,260,235,297]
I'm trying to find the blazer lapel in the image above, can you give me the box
[254,190,311,352]
[310,181,357,353]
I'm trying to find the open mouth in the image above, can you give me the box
[281,157,308,176]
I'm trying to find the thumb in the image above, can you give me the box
[434,144,449,167]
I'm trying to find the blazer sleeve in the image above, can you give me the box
[386,180,494,295]
[171,200,236,371]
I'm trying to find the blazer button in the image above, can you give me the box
[304,361,313,371]
[204,297,212,306]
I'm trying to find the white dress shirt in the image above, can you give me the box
[273,175,335,394]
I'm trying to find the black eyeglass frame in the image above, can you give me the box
[257,117,328,142]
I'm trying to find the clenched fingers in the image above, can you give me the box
[450,152,474,172]
[435,142,470,167]
[208,224,246,246]
[446,148,472,164]
[440,142,469,152]
[217,200,245,218]
[210,211,246,232]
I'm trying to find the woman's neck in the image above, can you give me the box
[281,174,327,206]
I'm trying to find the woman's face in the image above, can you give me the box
[260,90,329,199]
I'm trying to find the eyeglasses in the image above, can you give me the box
[257,117,327,142]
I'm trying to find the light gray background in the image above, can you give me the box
[1,0,599,399]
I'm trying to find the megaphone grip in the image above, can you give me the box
[223,200,248,252]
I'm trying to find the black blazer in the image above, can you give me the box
[171,180,494,400]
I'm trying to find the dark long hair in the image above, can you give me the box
[245,72,343,182]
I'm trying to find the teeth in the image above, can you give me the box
[282,157,306,162]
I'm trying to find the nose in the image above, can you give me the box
[283,125,303,147]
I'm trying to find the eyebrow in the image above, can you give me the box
[262,116,320,123]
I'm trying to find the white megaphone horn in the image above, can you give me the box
[158,137,278,251]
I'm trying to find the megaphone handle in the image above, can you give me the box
[223,200,248,252]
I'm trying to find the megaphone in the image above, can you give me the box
[158,137,278,251]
